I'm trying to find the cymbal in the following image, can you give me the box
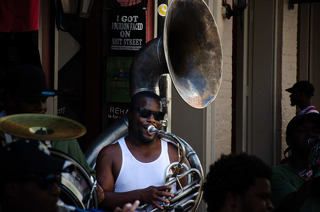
[0,114,87,141]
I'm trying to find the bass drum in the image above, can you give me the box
[49,148,98,210]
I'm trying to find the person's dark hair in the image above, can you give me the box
[130,91,162,110]
[286,113,320,139]
[203,153,272,212]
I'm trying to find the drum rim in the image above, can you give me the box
[49,148,98,209]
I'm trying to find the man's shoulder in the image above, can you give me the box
[298,105,320,115]
[96,141,122,167]
[99,140,121,157]
[272,163,299,181]
[103,142,120,151]
[161,137,177,148]
[273,163,294,172]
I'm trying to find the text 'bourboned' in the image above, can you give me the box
[112,22,144,31]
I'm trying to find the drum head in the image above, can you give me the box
[49,148,98,209]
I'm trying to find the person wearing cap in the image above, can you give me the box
[0,139,140,212]
[286,81,320,115]
[271,113,320,211]
[0,65,94,177]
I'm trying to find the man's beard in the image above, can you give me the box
[136,130,157,144]
[290,99,297,106]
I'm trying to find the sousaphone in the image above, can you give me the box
[130,0,222,108]
[85,0,222,211]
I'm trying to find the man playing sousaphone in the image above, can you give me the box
[92,0,221,209]
[96,91,190,211]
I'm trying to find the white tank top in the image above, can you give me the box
[114,137,173,192]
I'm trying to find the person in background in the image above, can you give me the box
[96,91,189,211]
[0,65,94,175]
[0,139,73,212]
[203,153,274,212]
[286,81,319,115]
[0,139,140,212]
[271,113,320,211]
[0,65,105,203]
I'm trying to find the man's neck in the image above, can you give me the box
[126,133,159,147]
[125,135,162,162]
[298,100,312,111]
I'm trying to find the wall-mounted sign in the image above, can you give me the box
[104,0,148,126]
[108,8,146,56]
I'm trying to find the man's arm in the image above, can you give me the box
[96,144,174,211]
[274,180,313,212]
[271,166,319,212]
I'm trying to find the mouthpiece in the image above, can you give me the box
[147,125,158,135]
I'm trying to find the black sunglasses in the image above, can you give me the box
[37,174,62,190]
[135,108,165,121]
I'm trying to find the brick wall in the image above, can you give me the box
[214,13,233,161]
[281,1,298,158]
